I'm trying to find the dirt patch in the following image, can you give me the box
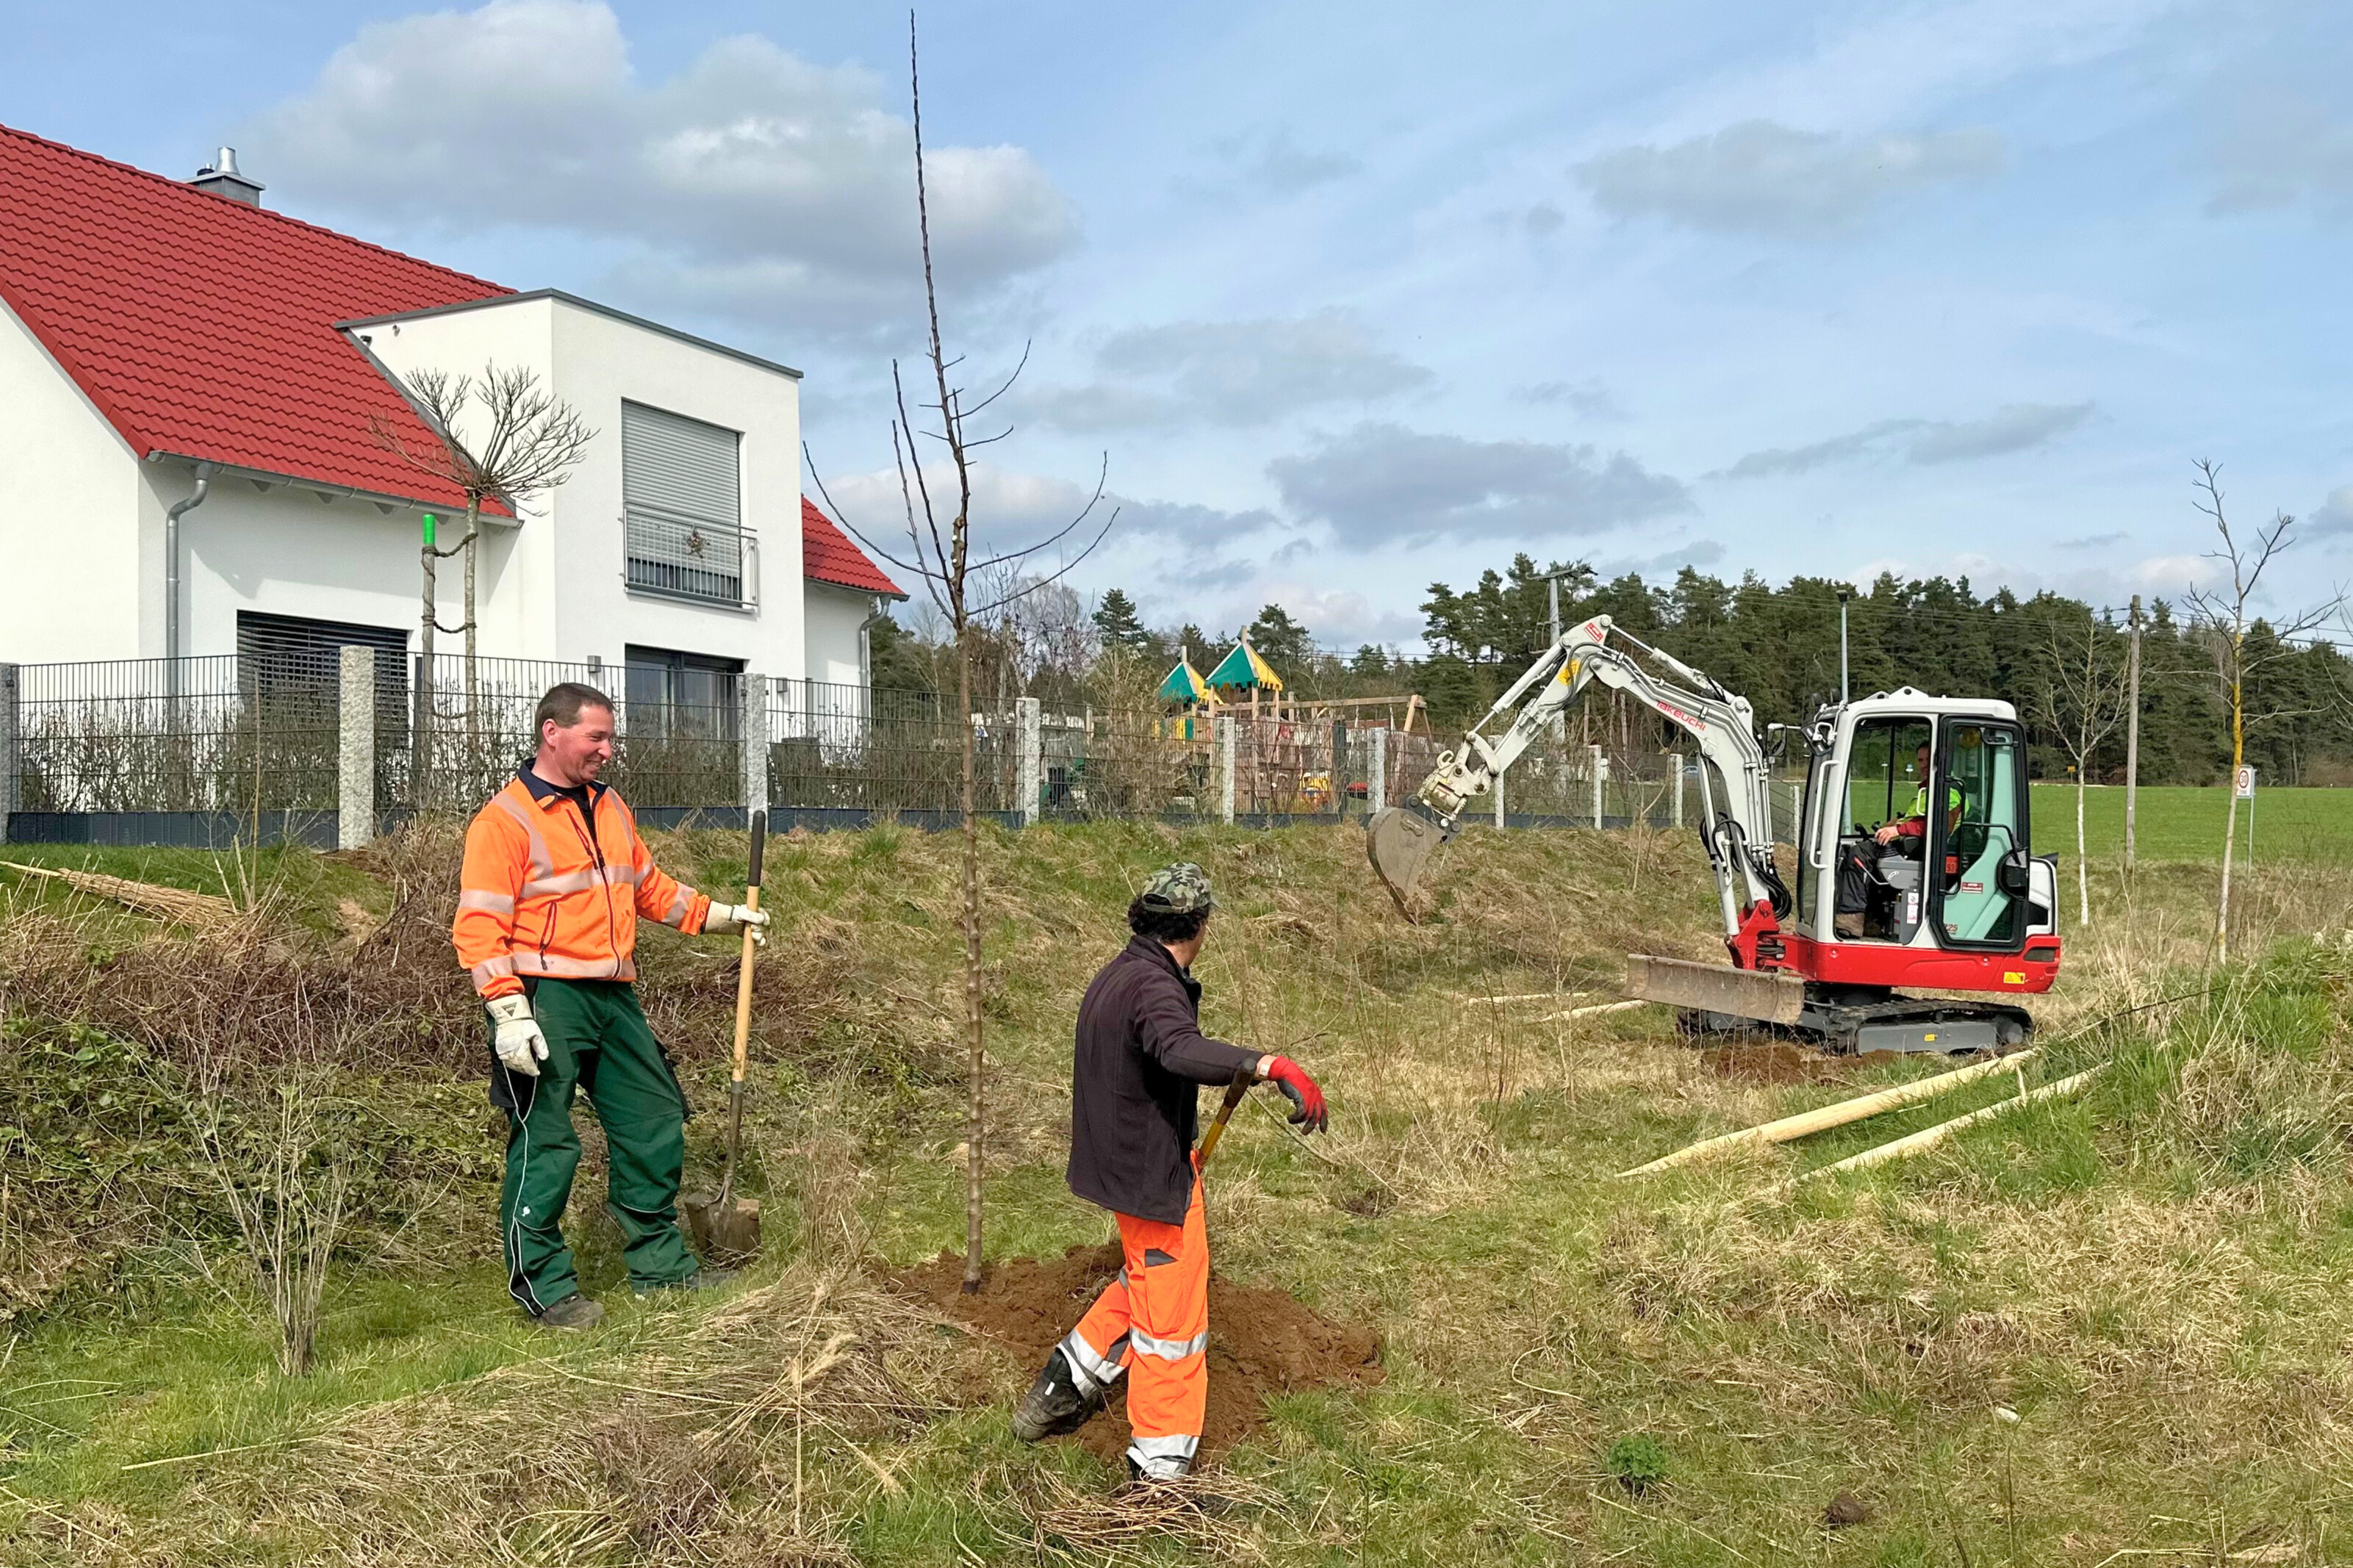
[894,1243,1384,1467]
[1700,1043,1909,1085]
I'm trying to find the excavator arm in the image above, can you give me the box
[1368,616,1789,960]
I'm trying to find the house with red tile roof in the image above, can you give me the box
[0,126,900,698]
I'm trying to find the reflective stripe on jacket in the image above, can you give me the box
[453,768,711,1000]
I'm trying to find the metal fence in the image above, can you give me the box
[0,651,1763,846]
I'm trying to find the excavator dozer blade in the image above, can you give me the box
[1625,953,1806,1027]
[1367,804,1449,919]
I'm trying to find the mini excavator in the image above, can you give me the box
[1367,616,2063,1054]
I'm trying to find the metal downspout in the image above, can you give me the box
[165,462,215,694]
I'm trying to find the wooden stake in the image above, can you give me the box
[1797,1065,2102,1181]
[1617,1048,2040,1177]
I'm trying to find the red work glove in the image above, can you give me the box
[1262,1057,1327,1133]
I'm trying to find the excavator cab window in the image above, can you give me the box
[1933,722,2029,949]
[1833,716,1935,942]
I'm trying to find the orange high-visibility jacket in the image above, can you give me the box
[453,770,712,1000]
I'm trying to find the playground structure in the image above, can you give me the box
[1154,639,1430,816]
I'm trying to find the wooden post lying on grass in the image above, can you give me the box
[1617,1047,2041,1177]
[1797,1065,2102,1182]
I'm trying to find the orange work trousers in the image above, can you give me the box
[1060,1173,1209,1478]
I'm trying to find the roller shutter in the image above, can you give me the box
[622,401,747,603]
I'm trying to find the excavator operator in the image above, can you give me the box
[1874,742,1962,849]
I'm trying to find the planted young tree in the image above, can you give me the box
[370,365,594,799]
[811,15,1116,1292]
[2183,461,2336,961]
[2033,608,2131,925]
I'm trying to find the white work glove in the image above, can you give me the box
[487,994,548,1076]
[705,904,770,946]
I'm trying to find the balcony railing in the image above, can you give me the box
[625,512,758,609]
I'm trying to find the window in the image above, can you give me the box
[1933,722,2029,949]
[1845,716,1935,836]
[236,611,406,704]
[623,644,742,740]
[622,401,753,608]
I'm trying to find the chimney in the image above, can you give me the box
[190,146,265,206]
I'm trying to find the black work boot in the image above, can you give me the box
[1011,1347,1104,1442]
[534,1295,606,1331]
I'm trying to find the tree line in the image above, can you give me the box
[869,557,2353,788]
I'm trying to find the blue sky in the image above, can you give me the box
[10,0,2351,650]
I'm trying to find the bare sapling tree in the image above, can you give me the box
[371,365,594,798]
[2034,610,2131,925]
[2183,461,2337,961]
[809,12,1117,1293]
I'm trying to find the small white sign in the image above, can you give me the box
[2235,765,2257,799]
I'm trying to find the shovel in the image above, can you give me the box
[1192,1074,1255,1171]
[685,809,766,1264]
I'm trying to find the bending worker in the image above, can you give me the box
[1012,863,1328,1481]
[452,682,768,1330]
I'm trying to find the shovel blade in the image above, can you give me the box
[682,1190,764,1264]
[1366,803,1450,917]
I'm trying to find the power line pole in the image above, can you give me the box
[2124,594,2142,874]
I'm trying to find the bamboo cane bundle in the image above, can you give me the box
[0,860,237,930]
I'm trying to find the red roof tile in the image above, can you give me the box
[802,498,905,598]
[0,123,507,505]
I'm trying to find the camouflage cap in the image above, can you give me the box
[1139,862,1215,915]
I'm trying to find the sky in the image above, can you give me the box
[9,0,2352,652]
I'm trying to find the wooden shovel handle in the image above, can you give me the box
[1193,1074,1254,1170]
[730,810,765,1088]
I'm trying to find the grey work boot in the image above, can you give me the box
[1011,1347,1105,1442]
[535,1295,606,1331]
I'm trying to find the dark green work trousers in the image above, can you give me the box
[492,979,695,1314]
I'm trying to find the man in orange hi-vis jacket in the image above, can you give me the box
[1010,863,1329,1481]
[454,682,769,1330]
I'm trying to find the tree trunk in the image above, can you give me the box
[959,615,985,1293]
[461,492,483,760]
[2074,769,2090,925]
[418,539,437,810]
[2216,652,2244,963]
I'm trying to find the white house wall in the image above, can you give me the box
[165,473,510,660]
[0,297,147,662]
[357,294,807,680]
[803,583,874,691]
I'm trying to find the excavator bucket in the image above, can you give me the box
[1367,804,1450,918]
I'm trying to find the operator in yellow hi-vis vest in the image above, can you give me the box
[1875,741,1964,848]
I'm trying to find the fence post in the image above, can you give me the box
[1330,719,1348,819]
[1591,744,1605,828]
[1217,716,1236,825]
[1492,771,1505,830]
[1673,753,1685,829]
[1016,697,1041,827]
[0,663,18,844]
[337,645,376,850]
[1368,726,1387,816]
[740,672,769,821]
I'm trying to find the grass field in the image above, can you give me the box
[4,821,2352,1564]
[2033,781,2353,866]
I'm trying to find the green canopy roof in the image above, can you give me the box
[1158,657,1210,705]
[1206,640,1284,692]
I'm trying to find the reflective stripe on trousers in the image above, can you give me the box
[1064,1173,1210,1472]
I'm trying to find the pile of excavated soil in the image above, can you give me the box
[894,1242,1384,1466]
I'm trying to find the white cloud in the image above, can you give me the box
[1201,128,1360,196]
[1268,422,1692,547]
[1714,403,2094,478]
[2209,89,2353,217]
[247,0,1076,335]
[1028,311,1434,431]
[1519,380,1628,420]
[2306,483,2353,539]
[1573,120,2004,236]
